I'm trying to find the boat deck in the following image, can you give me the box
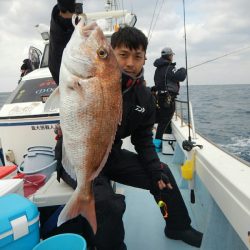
[28,139,248,250]
[120,152,203,250]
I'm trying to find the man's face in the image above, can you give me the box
[168,54,173,62]
[113,45,146,77]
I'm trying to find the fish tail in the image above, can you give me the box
[57,189,97,234]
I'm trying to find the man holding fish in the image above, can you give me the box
[46,1,203,249]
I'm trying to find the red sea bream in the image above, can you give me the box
[45,17,122,233]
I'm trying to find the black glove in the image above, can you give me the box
[151,169,171,193]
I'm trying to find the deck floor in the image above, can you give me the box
[118,152,203,250]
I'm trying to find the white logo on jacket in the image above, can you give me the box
[135,105,145,113]
[172,68,177,73]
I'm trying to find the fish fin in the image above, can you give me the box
[57,189,97,234]
[44,87,60,112]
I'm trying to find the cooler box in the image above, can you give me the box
[0,194,40,250]
[162,134,176,155]
[0,179,23,196]
[0,166,17,179]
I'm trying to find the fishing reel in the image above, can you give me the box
[182,140,203,152]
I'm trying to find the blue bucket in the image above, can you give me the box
[153,139,162,152]
[33,233,87,250]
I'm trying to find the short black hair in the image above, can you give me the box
[57,0,76,13]
[111,26,148,52]
[21,59,32,70]
[21,64,27,70]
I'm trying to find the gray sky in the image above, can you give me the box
[0,0,250,92]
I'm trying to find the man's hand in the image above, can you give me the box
[151,170,173,193]
[157,173,173,190]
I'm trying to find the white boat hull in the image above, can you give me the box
[0,115,59,165]
[172,115,250,248]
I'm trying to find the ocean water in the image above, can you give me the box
[179,84,250,163]
[0,84,249,163]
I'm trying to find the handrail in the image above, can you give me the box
[175,99,197,139]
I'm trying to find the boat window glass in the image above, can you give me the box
[40,44,49,68]
[29,46,42,70]
[7,77,56,104]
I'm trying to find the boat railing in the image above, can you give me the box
[174,99,197,139]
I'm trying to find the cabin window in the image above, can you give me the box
[40,44,49,68]
[7,77,56,104]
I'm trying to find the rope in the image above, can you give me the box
[148,0,165,42]
[148,0,160,40]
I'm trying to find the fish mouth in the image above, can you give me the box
[80,22,99,39]
[82,75,94,80]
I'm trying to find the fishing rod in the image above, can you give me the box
[188,46,250,70]
[182,0,191,141]
[181,0,202,151]
[182,0,203,205]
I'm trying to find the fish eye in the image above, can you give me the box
[97,47,108,59]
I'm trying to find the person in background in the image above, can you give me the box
[59,26,203,249]
[153,47,186,141]
[48,0,76,85]
[21,59,33,76]
[18,59,33,84]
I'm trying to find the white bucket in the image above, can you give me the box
[162,134,176,155]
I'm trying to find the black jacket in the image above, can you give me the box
[109,71,161,174]
[48,5,74,85]
[153,57,186,94]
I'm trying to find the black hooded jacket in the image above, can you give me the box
[109,71,161,174]
[153,57,186,94]
[48,5,74,85]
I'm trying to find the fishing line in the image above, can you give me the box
[188,46,250,70]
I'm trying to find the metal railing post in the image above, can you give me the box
[174,100,196,134]
[189,101,197,139]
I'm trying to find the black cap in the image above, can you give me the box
[57,0,76,13]
[21,64,27,70]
